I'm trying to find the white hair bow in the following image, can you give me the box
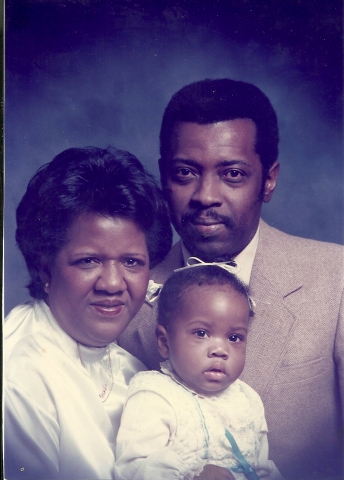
[145,258,255,313]
[174,256,240,275]
[175,257,255,313]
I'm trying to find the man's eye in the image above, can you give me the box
[173,168,196,180]
[223,170,245,182]
[228,334,242,343]
[194,330,208,338]
[178,168,192,176]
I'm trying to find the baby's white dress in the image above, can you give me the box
[115,361,283,480]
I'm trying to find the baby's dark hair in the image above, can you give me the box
[157,266,254,329]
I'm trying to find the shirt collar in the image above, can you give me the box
[181,226,259,285]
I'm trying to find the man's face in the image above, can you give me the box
[160,119,278,261]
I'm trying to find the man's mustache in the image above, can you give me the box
[181,210,236,229]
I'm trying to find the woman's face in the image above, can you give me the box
[42,212,149,347]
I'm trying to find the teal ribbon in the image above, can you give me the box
[225,429,260,480]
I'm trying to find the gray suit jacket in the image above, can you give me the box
[119,220,344,479]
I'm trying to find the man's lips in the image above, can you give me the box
[191,217,224,226]
[190,219,224,236]
[181,212,233,237]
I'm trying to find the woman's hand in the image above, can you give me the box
[195,464,235,480]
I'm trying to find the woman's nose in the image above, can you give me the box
[95,262,127,294]
[191,175,223,208]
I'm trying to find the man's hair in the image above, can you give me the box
[157,265,254,329]
[16,146,173,299]
[160,78,279,176]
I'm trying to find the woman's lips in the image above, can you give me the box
[90,302,125,316]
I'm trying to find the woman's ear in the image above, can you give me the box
[39,258,52,294]
[156,324,170,359]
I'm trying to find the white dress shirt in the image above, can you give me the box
[182,227,260,285]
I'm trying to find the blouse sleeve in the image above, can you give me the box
[5,379,60,479]
[115,390,189,480]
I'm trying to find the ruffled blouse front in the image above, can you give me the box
[5,300,146,479]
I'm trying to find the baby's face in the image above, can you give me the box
[164,284,249,395]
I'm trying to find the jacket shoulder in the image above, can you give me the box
[259,221,343,263]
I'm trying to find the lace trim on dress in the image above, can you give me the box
[159,360,265,466]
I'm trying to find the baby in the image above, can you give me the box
[115,264,282,480]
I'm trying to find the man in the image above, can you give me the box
[119,79,343,479]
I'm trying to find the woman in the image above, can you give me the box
[4,146,172,479]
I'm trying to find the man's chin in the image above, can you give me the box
[183,237,235,262]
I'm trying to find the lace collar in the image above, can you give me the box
[160,359,229,400]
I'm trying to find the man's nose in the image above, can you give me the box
[191,175,223,207]
[95,262,127,294]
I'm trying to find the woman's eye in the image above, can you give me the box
[123,258,144,268]
[194,330,208,338]
[74,257,99,268]
[228,334,242,343]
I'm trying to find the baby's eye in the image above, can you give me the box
[228,334,243,343]
[194,330,209,338]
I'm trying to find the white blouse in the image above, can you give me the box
[115,362,283,480]
[4,300,146,479]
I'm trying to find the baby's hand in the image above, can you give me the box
[195,464,235,480]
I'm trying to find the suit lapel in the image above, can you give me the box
[241,221,303,395]
[241,269,300,395]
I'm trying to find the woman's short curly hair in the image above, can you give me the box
[16,146,173,299]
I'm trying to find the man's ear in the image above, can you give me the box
[156,324,170,359]
[263,161,280,203]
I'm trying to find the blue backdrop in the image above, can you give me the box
[5,0,343,314]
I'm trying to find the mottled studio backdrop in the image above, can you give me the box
[5,0,343,314]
